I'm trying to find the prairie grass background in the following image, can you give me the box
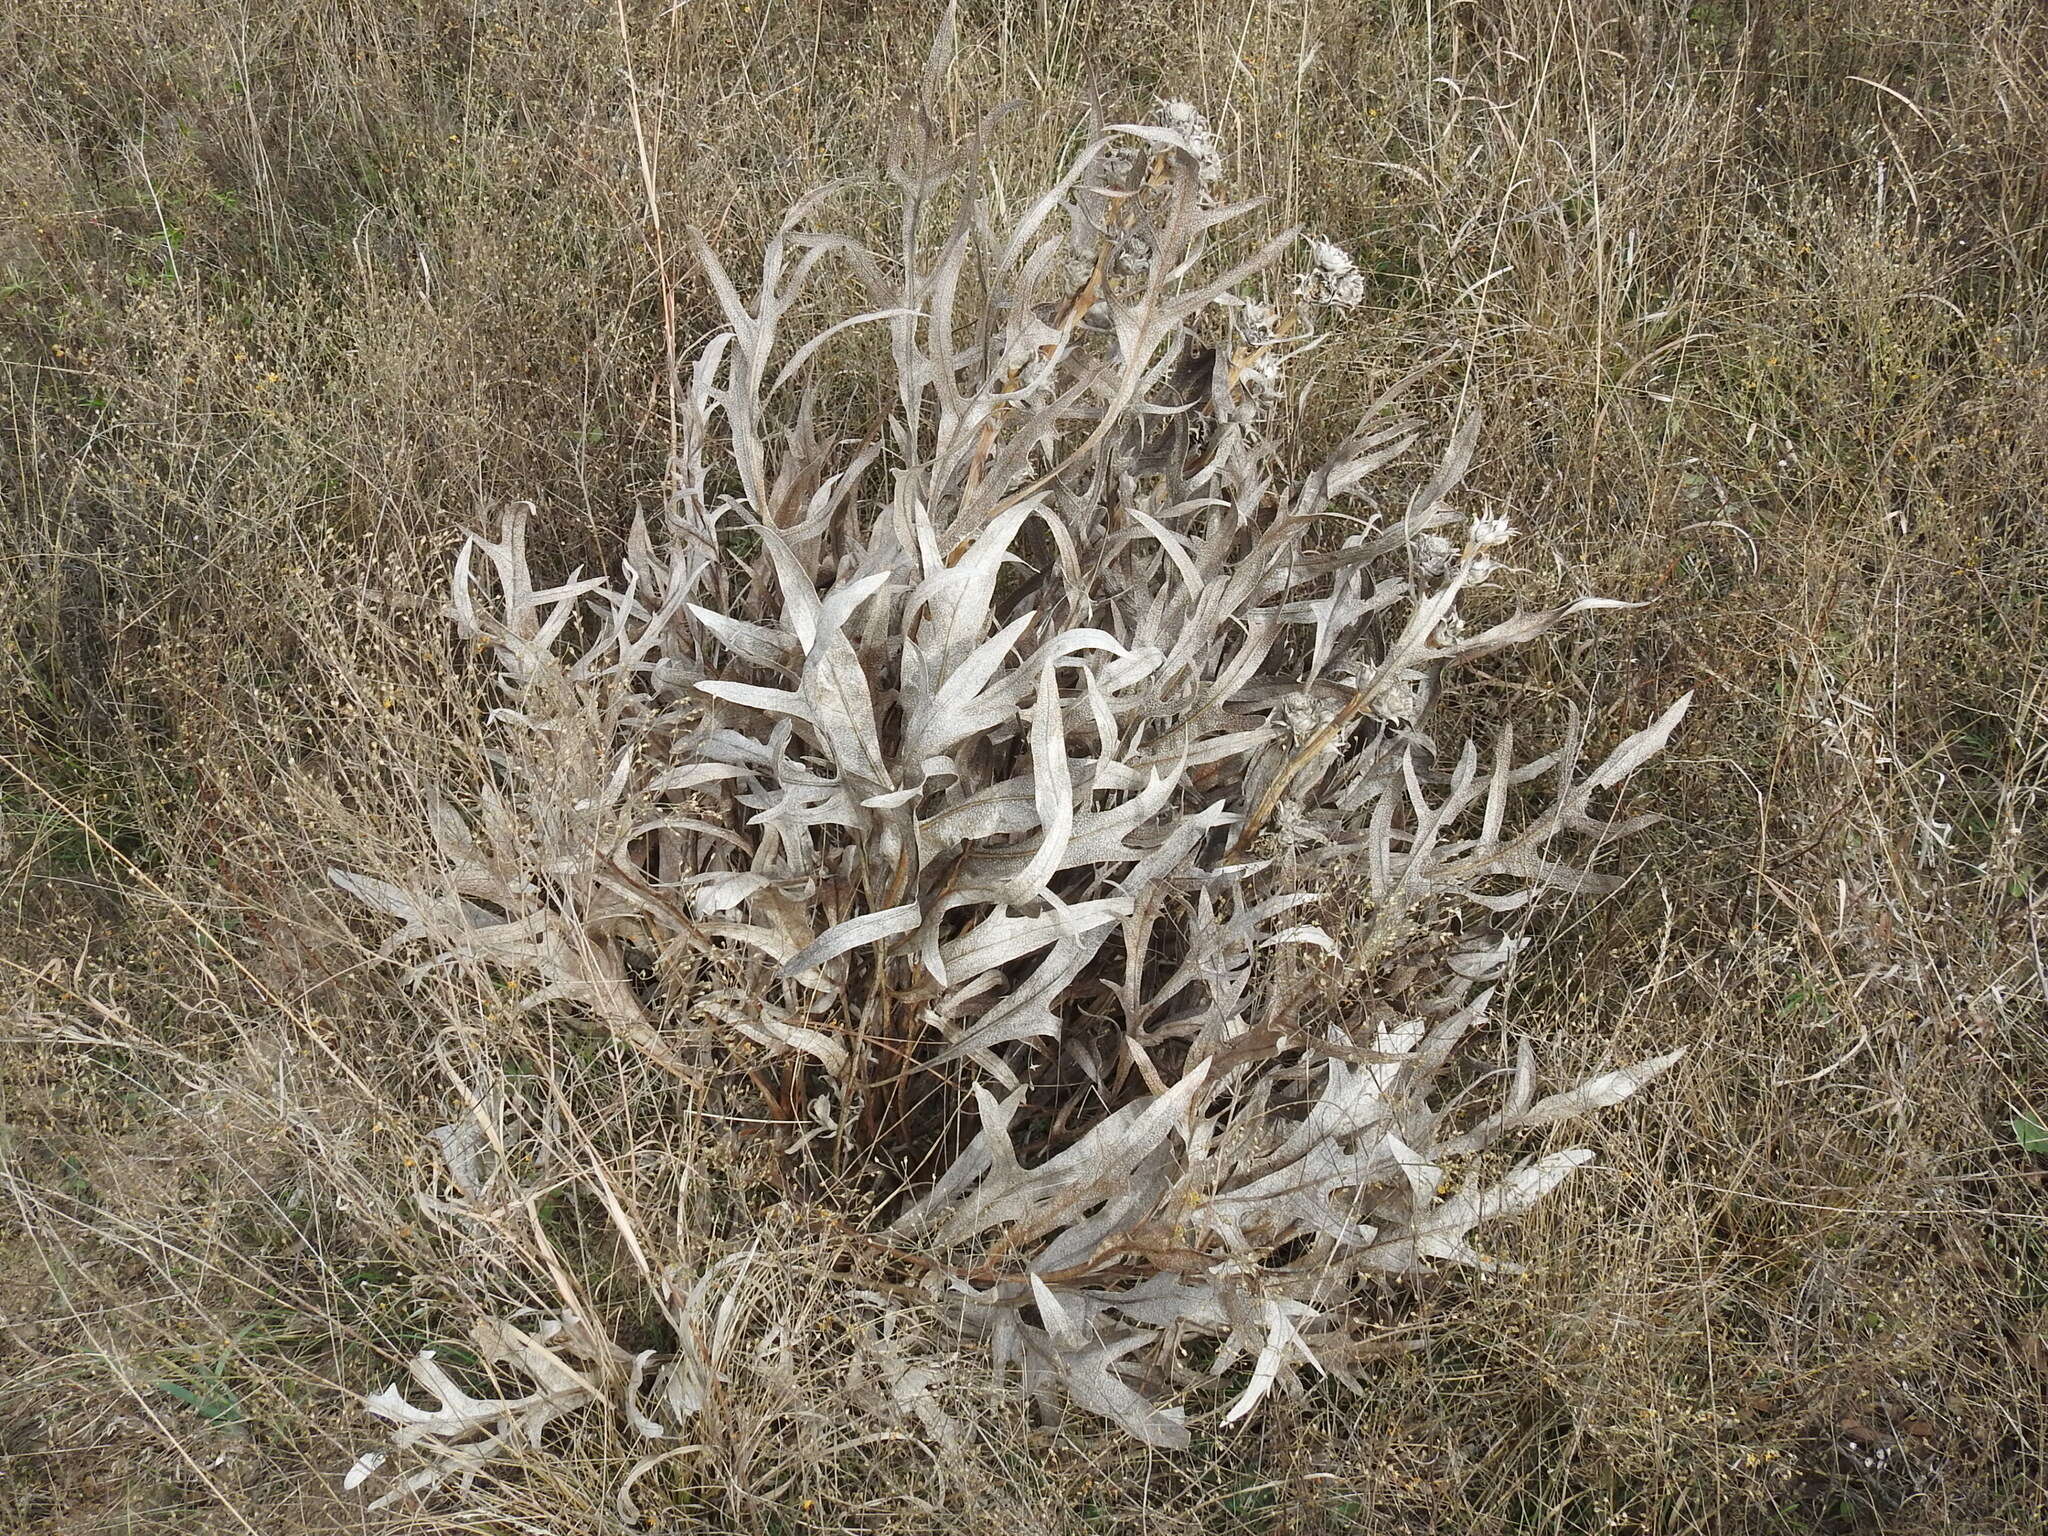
[2,0,2045,1532]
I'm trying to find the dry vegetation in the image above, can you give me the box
[2,1,2045,1533]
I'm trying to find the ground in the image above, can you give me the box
[2,1,2045,1532]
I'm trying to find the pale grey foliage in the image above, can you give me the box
[335,99,1687,1453]
[352,1313,662,1509]
[351,1255,810,1515]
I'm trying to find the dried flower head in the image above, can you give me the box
[1153,98,1224,194]
[1412,530,1460,578]
[1469,512,1516,548]
[1237,298,1283,346]
[1299,234,1366,308]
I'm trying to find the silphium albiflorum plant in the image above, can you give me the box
[335,90,1687,1469]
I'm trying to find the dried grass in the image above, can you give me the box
[4,1,2046,1533]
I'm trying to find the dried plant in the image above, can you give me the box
[336,93,1688,1457]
